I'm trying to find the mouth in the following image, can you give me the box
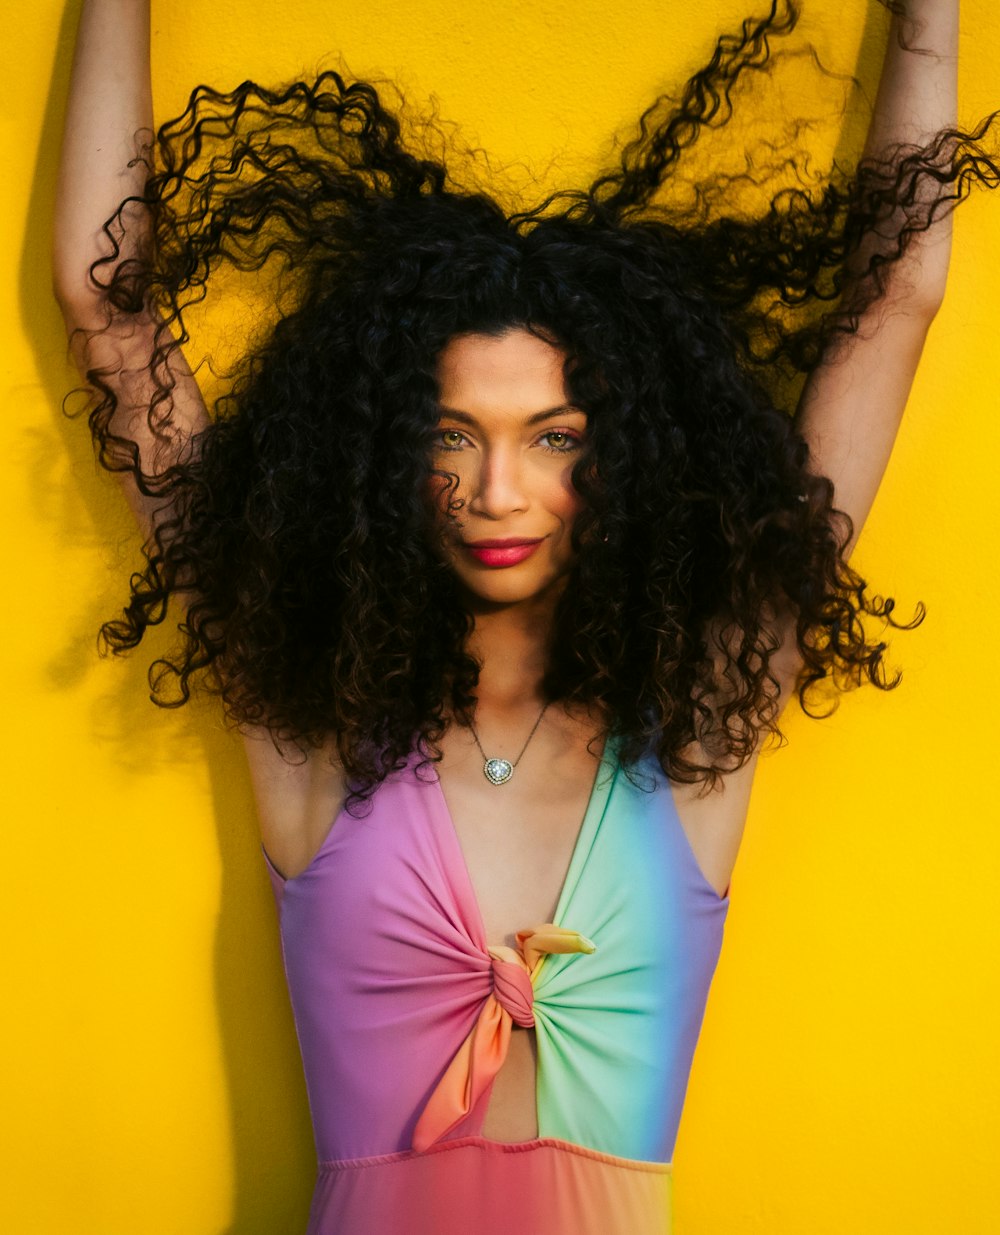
[461,537,544,568]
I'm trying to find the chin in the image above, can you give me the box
[456,566,572,610]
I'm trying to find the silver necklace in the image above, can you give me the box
[469,702,550,786]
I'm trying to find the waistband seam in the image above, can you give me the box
[318,1135,673,1174]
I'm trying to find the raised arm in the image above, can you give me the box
[53,0,210,540]
[793,0,958,558]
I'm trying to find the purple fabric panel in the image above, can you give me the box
[273,763,495,1160]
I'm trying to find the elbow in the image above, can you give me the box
[51,271,109,337]
[52,232,85,326]
[892,237,952,322]
[51,276,81,330]
[874,277,946,332]
[51,232,112,333]
[906,279,947,322]
[51,254,88,328]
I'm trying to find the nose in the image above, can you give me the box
[466,443,528,519]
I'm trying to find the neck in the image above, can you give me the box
[465,595,556,713]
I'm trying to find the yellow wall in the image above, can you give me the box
[3,2,998,1232]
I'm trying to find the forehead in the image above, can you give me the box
[435,329,570,413]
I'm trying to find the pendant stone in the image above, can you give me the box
[484,757,514,786]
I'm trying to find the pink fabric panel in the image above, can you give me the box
[305,1136,673,1235]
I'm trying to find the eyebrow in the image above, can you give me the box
[436,404,585,426]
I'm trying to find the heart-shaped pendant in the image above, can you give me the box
[483,757,514,785]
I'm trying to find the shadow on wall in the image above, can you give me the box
[19,2,315,1231]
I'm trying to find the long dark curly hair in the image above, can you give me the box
[73,0,999,800]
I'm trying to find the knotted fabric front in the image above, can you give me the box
[411,923,596,1151]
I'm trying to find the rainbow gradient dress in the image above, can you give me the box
[265,736,729,1233]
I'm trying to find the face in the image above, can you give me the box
[429,327,588,610]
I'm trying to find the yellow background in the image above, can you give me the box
[3,2,999,1232]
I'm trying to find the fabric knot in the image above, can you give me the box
[487,947,535,1027]
[411,921,596,1152]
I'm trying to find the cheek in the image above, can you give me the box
[553,468,586,523]
[425,469,460,517]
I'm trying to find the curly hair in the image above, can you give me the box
[73,0,999,800]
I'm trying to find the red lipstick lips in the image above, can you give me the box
[462,537,543,568]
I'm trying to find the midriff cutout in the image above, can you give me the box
[480,1026,539,1142]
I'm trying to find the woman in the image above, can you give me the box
[52,0,996,1231]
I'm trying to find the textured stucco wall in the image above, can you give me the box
[3,2,999,1232]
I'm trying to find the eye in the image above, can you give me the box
[435,429,467,451]
[538,430,582,454]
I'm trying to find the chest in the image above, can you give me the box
[435,721,605,949]
[272,742,731,1160]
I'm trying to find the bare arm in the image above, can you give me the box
[793,0,958,560]
[54,3,350,864]
[53,0,210,540]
